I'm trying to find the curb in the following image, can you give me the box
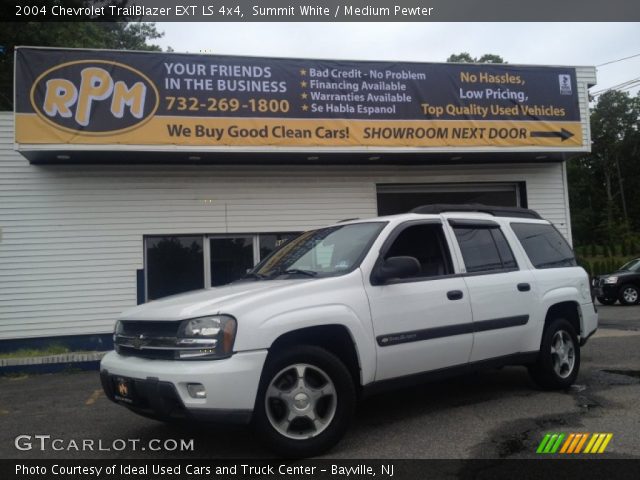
[0,352,108,375]
[0,351,107,367]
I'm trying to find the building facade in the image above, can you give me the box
[0,48,596,347]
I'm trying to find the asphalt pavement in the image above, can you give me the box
[1,304,638,459]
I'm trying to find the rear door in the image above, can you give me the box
[446,218,537,361]
[364,220,474,381]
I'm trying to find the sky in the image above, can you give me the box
[155,22,640,97]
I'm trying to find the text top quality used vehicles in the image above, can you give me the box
[593,258,640,306]
[100,205,598,457]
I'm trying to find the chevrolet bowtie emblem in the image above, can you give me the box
[132,334,145,349]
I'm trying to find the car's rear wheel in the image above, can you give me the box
[529,318,580,389]
[254,345,356,457]
[618,284,639,306]
[596,296,616,305]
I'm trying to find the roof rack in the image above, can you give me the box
[410,204,542,219]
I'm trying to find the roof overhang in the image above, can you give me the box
[18,147,585,165]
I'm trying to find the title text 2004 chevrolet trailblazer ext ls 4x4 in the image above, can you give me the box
[101,205,598,457]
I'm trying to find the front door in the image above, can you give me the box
[364,222,474,381]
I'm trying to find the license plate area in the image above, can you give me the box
[112,376,136,404]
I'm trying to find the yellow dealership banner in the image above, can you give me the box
[16,115,583,148]
[15,47,584,151]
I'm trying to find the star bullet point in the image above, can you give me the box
[300,69,307,76]
[300,80,308,88]
[301,104,309,111]
[301,92,308,99]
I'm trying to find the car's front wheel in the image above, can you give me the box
[254,345,356,457]
[619,284,639,306]
[529,318,580,389]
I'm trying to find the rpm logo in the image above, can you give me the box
[30,60,159,135]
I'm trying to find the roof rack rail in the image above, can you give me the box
[337,217,360,223]
[410,204,542,220]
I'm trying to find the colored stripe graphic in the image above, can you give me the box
[537,433,552,453]
[544,434,559,453]
[538,433,613,454]
[597,434,613,453]
[584,434,598,453]
[559,433,575,453]
[584,433,614,454]
[537,433,565,453]
[574,434,589,453]
[550,434,565,453]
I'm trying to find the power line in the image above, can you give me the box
[596,53,640,67]
[618,81,640,93]
[590,76,640,97]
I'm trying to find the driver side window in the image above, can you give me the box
[385,223,453,279]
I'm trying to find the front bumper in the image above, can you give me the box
[100,349,268,423]
[593,282,619,299]
[580,302,598,346]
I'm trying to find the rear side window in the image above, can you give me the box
[453,227,518,273]
[510,223,577,269]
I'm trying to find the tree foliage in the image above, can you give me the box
[446,52,505,64]
[0,2,164,110]
[568,90,640,245]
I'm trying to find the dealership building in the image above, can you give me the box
[0,47,596,348]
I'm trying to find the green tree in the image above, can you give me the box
[0,3,164,110]
[446,52,505,64]
[568,91,640,246]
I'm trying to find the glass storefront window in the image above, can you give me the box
[210,237,255,287]
[258,233,299,260]
[145,232,300,300]
[146,236,204,300]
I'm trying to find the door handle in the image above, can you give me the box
[517,283,531,292]
[447,290,464,300]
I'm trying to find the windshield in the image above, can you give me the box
[251,222,385,279]
[620,258,640,272]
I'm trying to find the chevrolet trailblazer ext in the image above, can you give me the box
[101,205,598,457]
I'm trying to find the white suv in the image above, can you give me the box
[100,205,598,457]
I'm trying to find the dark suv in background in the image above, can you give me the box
[593,258,640,305]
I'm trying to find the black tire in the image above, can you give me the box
[529,318,580,390]
[253,345,356,458]
[596,296,616,306]
[618,284,640,306]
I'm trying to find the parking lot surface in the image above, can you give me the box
[1,305,639,459]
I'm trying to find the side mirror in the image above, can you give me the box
[373,256,421,284]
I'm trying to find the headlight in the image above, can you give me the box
[604,276,618,284]
[113,320,122,342]
[177,315,237,359]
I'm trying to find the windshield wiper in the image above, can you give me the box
[242,272,268,280]
[278,268,318,277]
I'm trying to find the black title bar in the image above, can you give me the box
[3,459,640,480]
[5,0,640,22]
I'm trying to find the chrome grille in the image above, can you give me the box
[115,320,217,360]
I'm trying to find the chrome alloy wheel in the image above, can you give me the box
[264,363,337,440]
[550,330,576,379]
[622,286,638,304]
